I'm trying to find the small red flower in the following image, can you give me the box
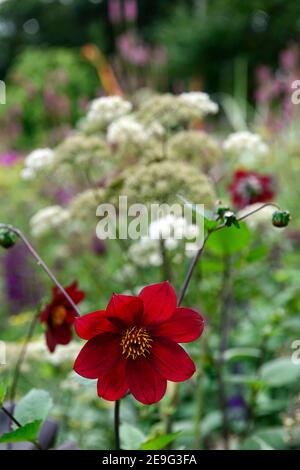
[73,282,204,405]
[229,169,275,209]
[40,281,85,353]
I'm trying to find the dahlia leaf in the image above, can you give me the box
[120,423,146,450]
[14,389,53,426]
[0,419,42,443]
[140,431,181,450]
[206,222,251,255]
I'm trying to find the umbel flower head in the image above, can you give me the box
[229,169,275,209]
[74,282,204,405]
[40,282,85,353]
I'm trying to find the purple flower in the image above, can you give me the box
[124,0,138,23]
[0,152,20,167]
[108,0,122,24]
[2,244,44,314]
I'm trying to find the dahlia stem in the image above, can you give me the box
[0,224,81,316]
[177,202,281,305]
[1,406,42,450]
[177,233,210,306]
[114,400,121,450]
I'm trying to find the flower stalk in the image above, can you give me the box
[0,224,81,316]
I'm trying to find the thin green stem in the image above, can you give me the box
[0,224,81,316]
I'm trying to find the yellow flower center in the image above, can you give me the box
[121,326,153,360]
[52,305,67,326]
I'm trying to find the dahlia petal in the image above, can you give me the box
[40,305,51,323]
[97,356,128,401]
[106,294,143,328]
[153,307,205,343]
[54,324,72,345]
[45,328,57,353]
[126,357,167,405]
[75,310,117,340]
[74,332,121,379]
[139,282,177,326]
[151,337,196,382]
[65,281,85,305]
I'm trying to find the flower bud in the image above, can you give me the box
[223,211,240,228]
[216,205,230,218]
[272,210,290,228]
[0,228,17,249]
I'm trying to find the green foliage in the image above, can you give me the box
[0,47,99,149]
[0,377,8,406]
[140,432,181,450]
[120,423,146,450]
[0,420,42,444]
[14,389,53,426]
[259,358,300,388]
[154,0,300,94]
[206,222,251,255]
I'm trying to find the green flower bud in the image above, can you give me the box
[216,205,230,218]
[272,210,291,228]
[223,211,240,229]
[0,228,17,249]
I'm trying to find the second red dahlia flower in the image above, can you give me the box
[229,169,275,209]
[40,281,85,353]
[74,281,204,405]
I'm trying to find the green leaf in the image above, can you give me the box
[14,389,53,426]
[249,436,274,450]
[0,377,8,406]
[206,222,251,255]
[260,358,300,387]
[223,348,261,362]
[0,420,42,444]
[140,432,181,450]
[240,427,286,450]
[120,423,146,450]
[201,411,222,437]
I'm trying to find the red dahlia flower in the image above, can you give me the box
[74,282,204,405]
[40,282,85,353]
[229,169,275,209]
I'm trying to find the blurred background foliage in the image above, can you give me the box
[0,0,300,452]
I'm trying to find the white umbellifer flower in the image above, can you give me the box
[178,92,219,116]
[107,116,147,146]
[147,122,166,139]
[128,215,201,267]
[185,242,198,257]
[128,238,162,267]
[223,131,269,165]
[30,205,70,237]
[164,238,179,251]
[20,167,35,180]
[149,214,177,239]
[21,148,55,179]
[83,96,132,131]
[25,148,54,170]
